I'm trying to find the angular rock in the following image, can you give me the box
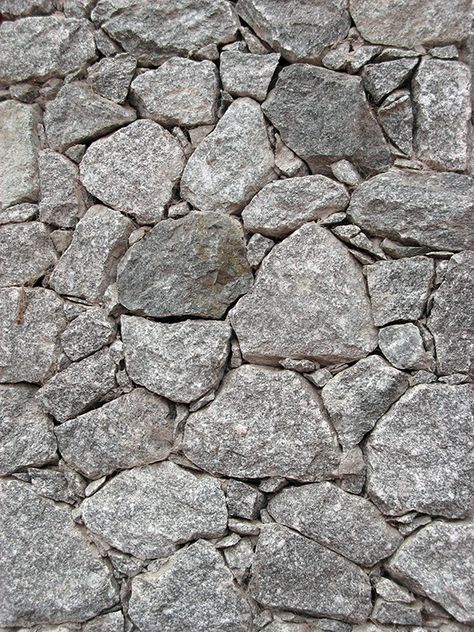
[0,202,37,225]
[371,599,422,626]
[60,307,116,361]
[236,0,351,63]
[0,0,54,17]
[242,175,349,238]
[366,384,474,518]
[49,205,133,303]
[80,120,185,224]
[131,58,219,127]
[44,82,136,152]
[87,53,137,104]
[117,212,252,319]
[375,577,414,603]
[379,323,433,371]
[330,159,362,187]
[0,480,118,626]
[230,223,377,364]
[181,98,275,214]
[274,133,309,178]
[0,16,96,83]
[250,524,372,623]
[321,355,409,449]
[121,316,231,404]
[263,65,391,176]
[362,59,418,103]
[348,170,474,251]
[377,90,414,156]
[129,540,252,632]
[81,462,227,559]
[183,365,340,481]
[413,60,471,171]
[82,611,124,632]
[29,465,86,504]
[227,480,265,520]
[246,233,274,267]
[220,51,280,101]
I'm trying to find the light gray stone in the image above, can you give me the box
[220,51,280,101]
[0,479,118,626]
[117,212,252,319]
[60,307,116,361]
[181,98,275,214]
[362,59,418,103]
[250,524,372,623]
[242,175,349,238]
[87,53,137,104]
[377,90,414,156]
[230,223,377,364]
[246,233,274,267]
[371,599,422,625]
[29,465,86,505]
[0,0,53,17]
[263,64,391,176]
[183,365,340,481]
[375,577,414,604]
[81,462,227,559]
[129,540,252,632]
[121,316,231,404]
[0,202,37,225]
[274,133,310,178]
[366,384,474,518]
[430,45,460,59]
[82,611,124,632]
[227,479,265,520]
[80,120,185,224]
[223,536,254,583]
[330,159,362,187]
[379,323,433,371]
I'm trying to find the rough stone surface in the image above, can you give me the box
[377,90,414,157]
[378,323,433,371]
[0,0,54,17]
[227,479,265,520]
[220,51,280,101]
[87,54,137,104]
[60,307,116,361]
[362,59,418,103]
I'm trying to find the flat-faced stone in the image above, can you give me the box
[377,90,414,156]
[183,365,340,481]
[366,384,474,518]
[80,120,185,224]
[82,612,124,632]
[220,51,280,101]
[60,307,116,361]
[0,480,118,626]
[348,170,474,251]
[362,59,418,103]
[81,462,227,559]
[378,323,433,371]
[181,98,275,214]
[263,65,391,176]
[0,0,54,17]
[230,223,377,364]
[87,53,137,104]
[117,212,252,319]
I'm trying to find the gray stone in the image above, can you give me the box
[413,60,471,171]
[183,365,340,481]
[37,348,116,423]
[0,384,56,475]
[263,65,391,176]
[242,175,349,238]
[44,82,136,152]
[121,316,231,404]
[362,59,418,103]
[280,358,318,373]
[250,524,372,623]
[236,0,351,63]
[246,233,274,267]
[0,0,54,17]
[230,223,377,364]
[117,212,252,319]
[371,599,422,625]
[129,540,252,632]
[0,222,57,287]
[87,54,137,104]
[387,521,474,623]
[220,51,280,101]
[181,98,275,214]
[82,611,124,632]
[377,90,414,156]
[0,480,118,626]
[0,202,37,225]
[321,355,409,449]
[49,205,133,303]
[227,479,265,520]
[429,251,474,375]
[332,224,385,259]
[28,466,86,505]
[223,536,254,583]
[430,45,460,59]
[0,16,96,83]
[0,101,40,210]
[60,307,116,361]
[305,368,333,388]
[330,159,362,187]
[0,287,66,384]
[81,462,227,559]
[268,482,402,567]
[379,323,433,371]
[80,120,185,224]
[274,133,310,178]
[348,170,474,251]
[375,577,414,603]
[366,384,474,518]
[56,388,174,479]
[131,58,219,127]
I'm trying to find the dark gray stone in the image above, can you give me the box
[362,58,418,103]
[227,479,265,520]
[87,53,137,104]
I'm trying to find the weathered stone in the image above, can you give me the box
[371,599,422,625]
[321,355,409,449]
[375,577,414,603]
[236,0,351,63]
[246,233,274,267]
[60,307,116,361]
[263,65,391,176]
[50,205,133,303]
[44,82,136,152]
[0,16,96,83]
[129,540,252,632]
[0,480,118,626]
[429,251,474,375]
[274,133,310,178]
[250,524,372,623]
[181,98,275,214]
[268,482,402,567]
[82,611,124,632]
[223,536,254,583]
[366,384,474,518]
[242,175,349,238]
[0,202,37,225]
[379,323,433,371]
[80,121,185,224]
[230,223,377,364]
[183,365,340,481]
[227,480,265,520]
[29,464,86,504]
[0,287,66,384]
[330,159,362,187]
[348,170,474,251]
[117,212,252,319]
[87,53,137,104]
[0,101,40,210]
[0,0,54,17]
[413,60,471,171]
[387,521,474,623]
[131,58,219,127]
[332,224,385,259]
[362,59,418,103]
[81,462,227,559]
[220,51,280,101]
[121,316,231,404]
[377,90,414,156]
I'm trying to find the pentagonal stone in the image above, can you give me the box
[60,307,116,361]
[220,51,280,101]
[87,53,137,104]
